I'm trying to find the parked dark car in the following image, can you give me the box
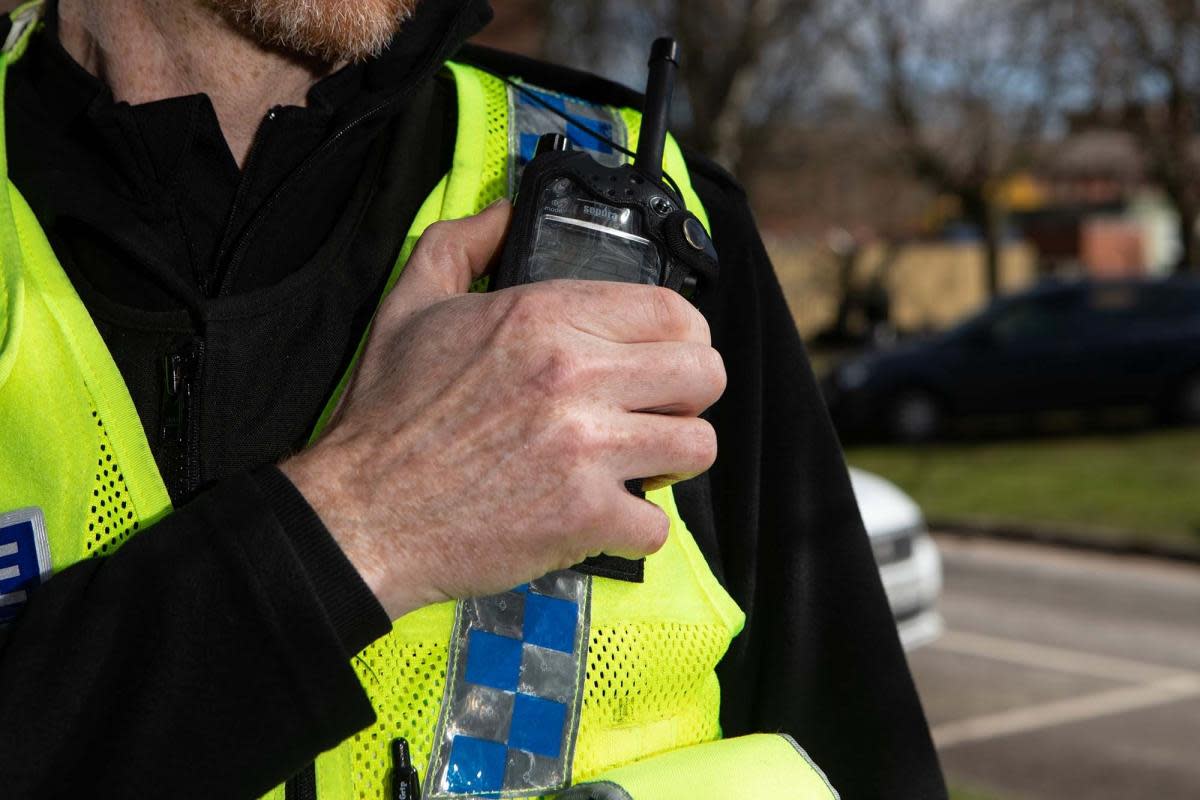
[823,277,1200,441]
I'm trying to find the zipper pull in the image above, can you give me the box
[160,346,198,443]
[391,738,421,800]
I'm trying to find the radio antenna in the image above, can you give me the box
[635,37,680,183]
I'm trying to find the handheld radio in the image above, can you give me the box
[492,37,719,300]
[493,39,718,583]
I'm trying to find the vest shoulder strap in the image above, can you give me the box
[2,2,41,61]
[448,61,711,234]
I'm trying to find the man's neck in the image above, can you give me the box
[57,0,337,166]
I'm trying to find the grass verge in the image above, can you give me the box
[949,786,1005,800]
[846,428,1200,551]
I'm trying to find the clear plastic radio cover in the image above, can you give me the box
[528,178,661,285]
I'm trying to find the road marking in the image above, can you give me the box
[933,674,1200,749]
[931,630,1191,684]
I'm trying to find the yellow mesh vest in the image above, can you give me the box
[293,63,743,800]
[0,2,173,577]
[0,6,749,797]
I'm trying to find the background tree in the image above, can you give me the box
[536,0,850,180]
[514,0,942,336]
[1090,0,1200,273]
[849,0,1085,295]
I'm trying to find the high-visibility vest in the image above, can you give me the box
[0,2,837,797]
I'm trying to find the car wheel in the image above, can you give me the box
[889,389,942,442]
[1175,372,1200,424]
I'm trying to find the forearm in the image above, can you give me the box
[0,469,388,798]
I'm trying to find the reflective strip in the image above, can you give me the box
[0,507,51,624]
[425,571,591,798]
[506,81,629,196]
[543,215,653,245]
[0,590,27,607]
[2,2,41,56]
[422,85,630,797]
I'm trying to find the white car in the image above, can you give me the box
[848,467,944,651]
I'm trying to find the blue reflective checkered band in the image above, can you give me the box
[426,570,591,798]
[506,81,629,197]
[423,81,627,797]
[0,507,51,626]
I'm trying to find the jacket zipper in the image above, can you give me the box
[214,0,479,296]
[216,3,474,298]
[209,107,278,296]
[159,340,204,496]
[218,98,396,295]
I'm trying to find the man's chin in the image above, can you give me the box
[211,0,420,64]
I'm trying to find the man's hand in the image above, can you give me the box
[282,201,726,620]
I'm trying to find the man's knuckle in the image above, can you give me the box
[646,286,691,337]
[652,284,705,340]
[684,420,718,467]
[683,343,718,376]
[415,219,450,250]
[695,309,712,344]
[532,344,584,397]
[417,221,462,265]
[701,346,728,395]
[637,507,671,553]
[556,409,601,461]
[500,286,550,331]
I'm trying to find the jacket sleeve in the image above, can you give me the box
[0,467,390,799]
[683,153,948,799]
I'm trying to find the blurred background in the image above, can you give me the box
[476,2,1200,798]
[6,0,1192,795]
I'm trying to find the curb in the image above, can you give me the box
[928,517,1200,566]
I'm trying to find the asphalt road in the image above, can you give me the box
[909,535,1200,800]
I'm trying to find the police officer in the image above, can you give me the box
[0,0,945,797]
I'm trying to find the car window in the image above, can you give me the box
[989,293,1082,343]
[1080,286,1144,331]
[1133,284,1200,321]
[1088,286,1139,316]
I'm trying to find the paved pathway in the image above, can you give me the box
[910,535,1200,799]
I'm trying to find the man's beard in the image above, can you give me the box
[212,0,420,63]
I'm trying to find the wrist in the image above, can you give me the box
[252,465,391,654]
[279,445,423,621]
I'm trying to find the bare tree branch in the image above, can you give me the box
[853,0,1079,294]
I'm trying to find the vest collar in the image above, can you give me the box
[1,2,38,61]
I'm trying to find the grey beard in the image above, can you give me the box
[211,0,419,63]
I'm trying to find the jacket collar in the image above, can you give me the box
[21,0,494,133]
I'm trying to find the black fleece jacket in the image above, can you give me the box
[0,2,946,798]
